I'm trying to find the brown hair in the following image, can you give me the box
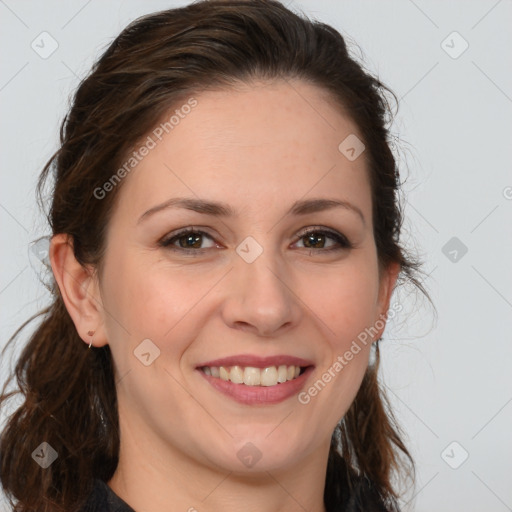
[1,1,429,510]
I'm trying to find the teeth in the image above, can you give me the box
[243,367,261,386]
[277,365,288,383]
[229,365,244,384]
[203,364,304,386]
[260,366,278,387]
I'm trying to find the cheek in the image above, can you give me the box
[101,253,214,347]
[299,261,380,347]
[296,266,378,426]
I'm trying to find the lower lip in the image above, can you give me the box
[197,366,314,405]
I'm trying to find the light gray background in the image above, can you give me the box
[1,1,511,511]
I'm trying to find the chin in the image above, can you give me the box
[202,431,309,474]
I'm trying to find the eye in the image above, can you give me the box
[159,228,216,254]
[293,227,352,252]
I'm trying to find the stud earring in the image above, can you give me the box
[87,330,95,349]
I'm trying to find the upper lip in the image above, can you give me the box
[197,354,314,369]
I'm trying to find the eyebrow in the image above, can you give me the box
[137,196,365,225]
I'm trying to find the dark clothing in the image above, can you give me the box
[80,477,391,512]
[78,480,134,512]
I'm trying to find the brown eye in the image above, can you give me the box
[302,232,328,249]
[160,229,216,253]
[295,228,351,252]
[175,232,203,249]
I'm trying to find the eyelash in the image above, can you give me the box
[159,226,353,256]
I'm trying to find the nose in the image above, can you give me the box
[221,244,302,338]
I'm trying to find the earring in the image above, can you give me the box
[87,330,95,349]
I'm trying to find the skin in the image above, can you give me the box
[51,79,399,512]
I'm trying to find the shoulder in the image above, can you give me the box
[77,479,135,512]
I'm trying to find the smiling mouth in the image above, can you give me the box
[200,364,307,387]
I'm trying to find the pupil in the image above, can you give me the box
[182,233,201,248]
[306,233,324,249]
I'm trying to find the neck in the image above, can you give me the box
[108,412,329,512]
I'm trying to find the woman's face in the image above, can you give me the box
[94,79,398,474]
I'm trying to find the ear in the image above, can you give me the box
[49,233,108,347]
[373,261,401,341]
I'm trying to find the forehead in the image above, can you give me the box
[112,79,371,222]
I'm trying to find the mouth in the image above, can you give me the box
[196,355,314,405]
[199,364,307,387]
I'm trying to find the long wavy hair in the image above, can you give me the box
[0,1,429,510]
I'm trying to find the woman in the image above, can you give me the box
[0,1,428,510]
